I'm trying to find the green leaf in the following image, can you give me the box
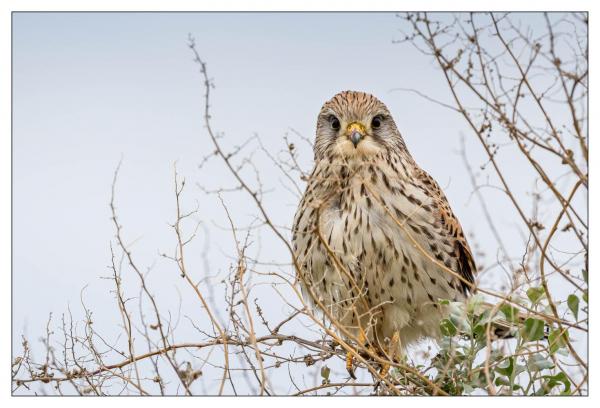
[494,376,510,386]
[320,365,330,383]
[440,318,457,337]
[526,287,546,303]
[567,294,579,320]
[472,323,485,339]
[514,363,527,377]
[495,357,514,376]
[548,328,569,354]
[466,294,485,314]
[500,304,520,323]
[520,318,545,341]
[494,376,520,391]
[582,291,588,303]
[527,354,554,372]
[449,314,469,333]
[543,372,571,394]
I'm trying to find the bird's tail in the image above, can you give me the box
[478,301,550,340]
[447,298,550,340]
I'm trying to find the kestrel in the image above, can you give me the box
[292,91,476,376]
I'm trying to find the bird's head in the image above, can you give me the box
[314,90,405,161]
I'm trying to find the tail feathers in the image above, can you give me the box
[447,298,551,341]
[489,319,520,339]
[479,302,550,340]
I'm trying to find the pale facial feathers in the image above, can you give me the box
[314,90,407,162]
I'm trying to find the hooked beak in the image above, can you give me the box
[346,122,366,148]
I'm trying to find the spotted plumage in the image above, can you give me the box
[292,91,476,355]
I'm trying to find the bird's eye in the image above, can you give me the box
[329,115,340,131]
[371,115,383,129]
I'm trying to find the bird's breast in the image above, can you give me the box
[319,166,402,260]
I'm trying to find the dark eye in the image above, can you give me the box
[329,115,340,130]
[371,115,383,129]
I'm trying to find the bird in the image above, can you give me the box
[291,90,477,377]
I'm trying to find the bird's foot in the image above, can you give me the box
[379,330,401,377]
[346,327,370,380]
[346,350,357,379]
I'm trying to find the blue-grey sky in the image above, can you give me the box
[13,12,586,394]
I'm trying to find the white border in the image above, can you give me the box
[2,1,595,406]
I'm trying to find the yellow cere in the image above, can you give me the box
[346,122,367,135]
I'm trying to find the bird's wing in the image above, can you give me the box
[413,168,477,295]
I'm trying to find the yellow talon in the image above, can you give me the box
[380,330,400,376]
[346,350,356,379]
[346,328,368,380]
[357,327,367,347]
